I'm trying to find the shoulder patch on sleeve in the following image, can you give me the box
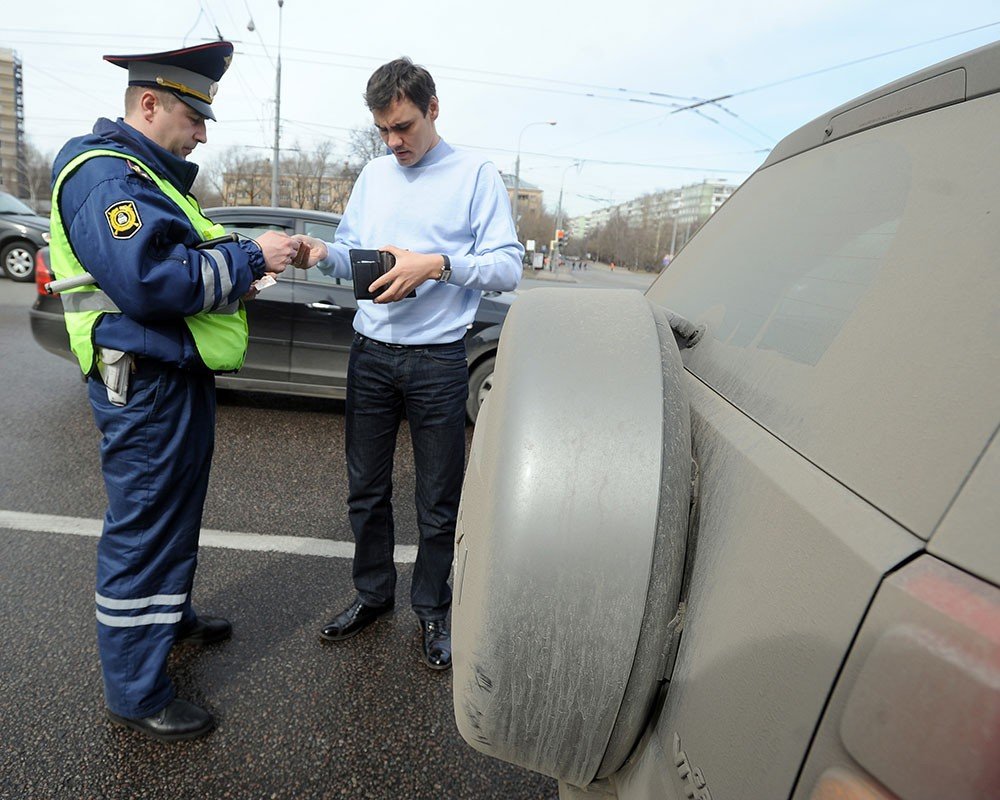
[105,201,143,239]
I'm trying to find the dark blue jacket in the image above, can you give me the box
[52,118,264,370]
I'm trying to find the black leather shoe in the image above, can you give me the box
[175,615,232,646]
[320,598,394,641]
[419,619,452,670]
[107,698,215,742]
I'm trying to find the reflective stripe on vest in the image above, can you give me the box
[50,149,248,374]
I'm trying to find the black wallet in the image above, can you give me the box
[349,249,415,300]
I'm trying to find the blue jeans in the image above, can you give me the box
[345,334,468,621]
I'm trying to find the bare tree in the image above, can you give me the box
[348,125,385,170]
[519,206,557,254]
[191,168,223,208]
[199,147,271,206]
[192,127,384,212]
[19,139,54,210]
[282,140,354,212]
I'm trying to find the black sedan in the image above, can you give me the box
[1,190,50,282]
[30,206,512,423]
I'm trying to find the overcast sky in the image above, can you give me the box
[2,1,998,217]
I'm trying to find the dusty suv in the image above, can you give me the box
[452,44,999,800]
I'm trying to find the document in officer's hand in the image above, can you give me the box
[252,274,277,291]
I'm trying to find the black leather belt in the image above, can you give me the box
[355,333,462,350]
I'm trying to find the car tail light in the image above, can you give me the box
[34,248,54,296]
[807,556,999,800]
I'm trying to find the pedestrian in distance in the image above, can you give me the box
[49,41,304,742]
[295,57,523,671]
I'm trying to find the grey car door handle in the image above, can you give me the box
[307,301,342,312]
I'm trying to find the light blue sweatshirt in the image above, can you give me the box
[318,139,524,345]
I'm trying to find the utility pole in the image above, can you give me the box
[551,182,565,271]
[550,161,581,271]
[270,0,284,207]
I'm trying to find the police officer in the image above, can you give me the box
[49,41,301,742]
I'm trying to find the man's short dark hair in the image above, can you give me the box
[125,85,177,113]
[365,57,436,115]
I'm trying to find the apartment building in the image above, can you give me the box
[0,48,25,197]
[501,173,544,217]
[570,179,736,239]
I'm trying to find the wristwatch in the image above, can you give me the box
[438,254,451,283]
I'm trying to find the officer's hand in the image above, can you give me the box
[370,246,440,303]
[290,234,329,268]
[255,230,299,274]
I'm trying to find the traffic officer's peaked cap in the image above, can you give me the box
[104,41,234,121]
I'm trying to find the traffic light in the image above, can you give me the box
[556,229,567,242]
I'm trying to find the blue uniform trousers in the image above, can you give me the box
[345,335,468,621]
[88,363,215,718]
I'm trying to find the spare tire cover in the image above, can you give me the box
[453,288,691,787]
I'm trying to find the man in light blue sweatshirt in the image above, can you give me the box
[296,58,523,670]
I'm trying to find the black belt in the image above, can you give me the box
[355,333,463,350]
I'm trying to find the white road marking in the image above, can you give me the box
[0,510,418,564]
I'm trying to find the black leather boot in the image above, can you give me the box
[106,698,215,742]
[175,615,232,646]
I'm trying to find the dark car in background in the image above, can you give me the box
[1,190,50,282]
[30,206,512,423]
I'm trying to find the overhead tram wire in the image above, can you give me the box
[190,132,748,175]
[207,0,276,103]
[181,8,206,47]
[14,21,995,177]
[543,23,1000,157]
[668,19,1000,114]
[159,19,1000,113]
[18,58,111,107]
[457,143,747,174]
[8,29,273,137]
[218,0,245,38]
[7,21,997,114]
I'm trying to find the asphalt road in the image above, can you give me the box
[0,278,560,800]
[521,261,657,292]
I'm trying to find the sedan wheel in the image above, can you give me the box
[1,241,37,282]
[466,356,495,424]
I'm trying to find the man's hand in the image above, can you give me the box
[255,230,300,274]
[370,246,442,303]
[290,234,329,268]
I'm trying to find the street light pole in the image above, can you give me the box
[550,161,582,271]
[513,120,556,241]
[270,0,284,207]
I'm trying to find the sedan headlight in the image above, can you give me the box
[42,232,52,243]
